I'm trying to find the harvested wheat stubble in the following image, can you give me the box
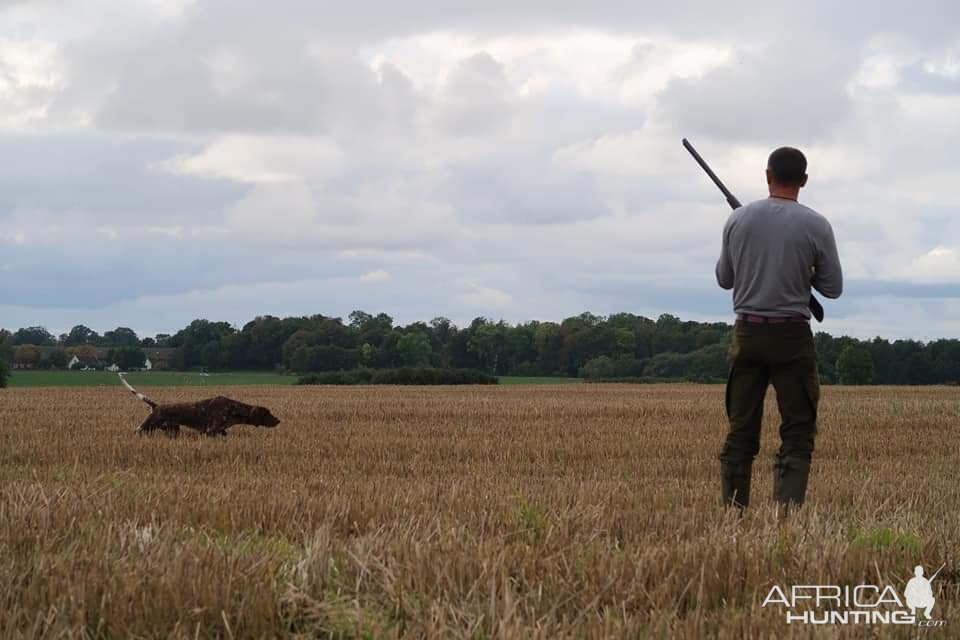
[0,384,957,638]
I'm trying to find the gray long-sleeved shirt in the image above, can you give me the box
[716,197,843,318]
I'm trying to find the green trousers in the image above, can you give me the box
[720,320,820,466]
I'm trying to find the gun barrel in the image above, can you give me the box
[682,138,741,209]
[930,563,947,582]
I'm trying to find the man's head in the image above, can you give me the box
[766,146,808,195]
[916,566,925,578]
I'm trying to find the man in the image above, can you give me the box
[715,147,842,509]
[904,565,936,620]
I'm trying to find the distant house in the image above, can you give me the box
[56,346,181,371]
[64,348,102,370]
[143,348,178,370]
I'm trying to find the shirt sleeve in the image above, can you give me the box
[812,219,843,298]
[715,218,734,290]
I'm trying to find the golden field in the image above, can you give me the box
[1,384,958,639]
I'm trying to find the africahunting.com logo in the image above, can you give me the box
[762,564,947,627]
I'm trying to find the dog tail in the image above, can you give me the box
[119,373,157,409]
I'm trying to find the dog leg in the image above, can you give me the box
[137,414,162,434]
[203,419,228,437]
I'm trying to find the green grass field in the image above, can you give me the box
[497,376,582,385]
[6,370,297,388]
[7,371,582,387]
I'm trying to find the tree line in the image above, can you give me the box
[2,312,960,385]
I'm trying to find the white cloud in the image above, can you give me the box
[370,29,730,108]
[360,269,392,282]
[144,0,197,20]
[146,226,184,239]
[907,246,960,282]
[455,283,513,310]
[161,135,343,184]
[0,38,63,130]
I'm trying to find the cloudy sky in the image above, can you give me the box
[2,0,960,339]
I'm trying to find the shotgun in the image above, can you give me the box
[682,138,825,322]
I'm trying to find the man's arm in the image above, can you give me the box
[812,220,843,298]
[716,220,734,290]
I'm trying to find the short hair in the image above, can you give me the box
[767,147,807,185]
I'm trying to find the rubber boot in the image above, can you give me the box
[773,456,811,508]
[721,461,752,509]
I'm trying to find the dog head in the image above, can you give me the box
[250,406,281,428]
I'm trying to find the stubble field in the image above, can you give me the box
[1,384,958,638]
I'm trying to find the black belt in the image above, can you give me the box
[737,314,809,324]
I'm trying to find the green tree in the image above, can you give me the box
[349,311,395,348]
[534,322,563,375]
[929,339,960,384]
[200,341,225,369]
[14,345,41,368]
[579,355,646,379]
[13,326,55,346]
[242,316,305,369]
[907,351,934,385]
[396,333,433,367]
[868,337,895,384]
[613,328,636,356]
[169,319,236,368]
[511,323,539,366]
[0,333,10,386]
[281,330,316,369]
[836,345,874,385]
[686,343,728,381]
[289,345,358,372]
[63,325,100,346]
[580,355,616,379]
[109,347,147,370]
[468,322,501,373]
[359,343,375,367]
[429,317,456,367]
[0,330,13,364]
[45,349,70,369]
[103,327,140,347]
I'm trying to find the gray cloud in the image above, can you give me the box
[3,1,960,339]
[436,52,513,136]
[658,39,859,142]
[441,154,609,224]
[81,40,387,135]
[0,135,245,219]
[899,62,960,95]
[846,279,960,299]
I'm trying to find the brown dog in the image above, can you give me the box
[120,375,280,437]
